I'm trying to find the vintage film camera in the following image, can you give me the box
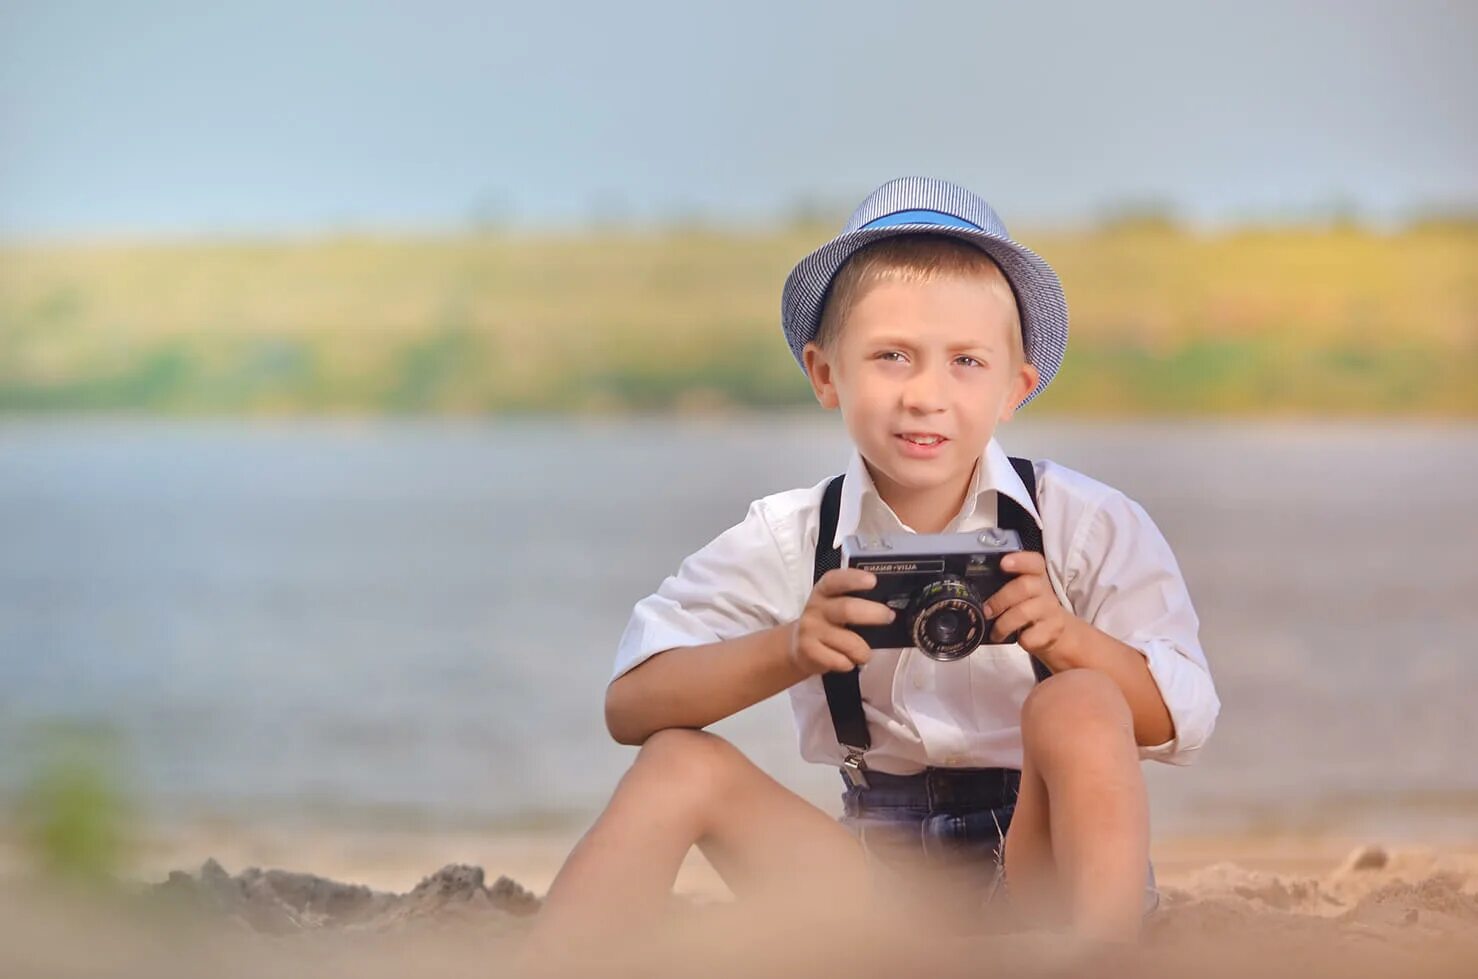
[841,528,1023,661]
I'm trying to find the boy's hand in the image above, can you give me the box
[788,568,896,677]
[982,551,1083,662]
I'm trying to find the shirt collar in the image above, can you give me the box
[831,438,1041,549]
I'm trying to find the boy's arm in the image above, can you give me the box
[605,496,805,745]
[984,487,1219,764]
[610,561,890,744]
[1041,614,1175,746]
[985,550,1175,747]
[606,624,806,745]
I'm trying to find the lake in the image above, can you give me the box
[1,416,1474,840]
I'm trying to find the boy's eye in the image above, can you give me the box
[876,351,906,362]
[955,356,983,368]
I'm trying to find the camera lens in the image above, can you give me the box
[909,576,985,662]
[926,610,961,645]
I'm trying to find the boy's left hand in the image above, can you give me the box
[980,550,1083,662]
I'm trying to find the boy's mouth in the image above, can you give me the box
[896,432,947,446]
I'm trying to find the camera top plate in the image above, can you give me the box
[840,528,1022,570]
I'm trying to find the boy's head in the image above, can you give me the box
[810,234,1026,368]
[780,177,1069,503]
[800,236,1039,500]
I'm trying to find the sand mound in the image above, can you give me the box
[152,858,541,934]
[150,845,1478,947]
[0,842,1455,979]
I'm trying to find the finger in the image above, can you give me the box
[999,550,1047,576]
[989,603,1036,645]
[822,596,897,628]
[800,635,857,673]
[820,628,874,667]
[981,574,1041,619]
[814,646,858,674]
[992,596,1059,644]
[817,568,878,597]
[1017,622,1058,653]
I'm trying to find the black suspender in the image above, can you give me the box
[1001,457,1056,686]
[812,457,1053,785]
[813,477,870,753]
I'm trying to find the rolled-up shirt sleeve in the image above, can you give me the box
[611,498,796,685]
[1064,492,1221,765]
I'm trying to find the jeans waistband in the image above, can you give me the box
[839,766,1022,814]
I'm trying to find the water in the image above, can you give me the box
[1,416,1475,839]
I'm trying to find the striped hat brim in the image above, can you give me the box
[780,223,1068,408]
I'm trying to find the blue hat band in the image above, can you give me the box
[858,209,982,231]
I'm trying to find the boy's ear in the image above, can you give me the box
[997,360,1041,423]
[802,342,840,410]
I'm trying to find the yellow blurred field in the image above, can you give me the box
[1,223,1474,415]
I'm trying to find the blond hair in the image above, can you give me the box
[814,234,1024,365]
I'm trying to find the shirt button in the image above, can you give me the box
[912,675,924,690]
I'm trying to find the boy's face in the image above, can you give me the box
[802,274,1039,506]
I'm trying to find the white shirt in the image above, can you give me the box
[612,437,1219,771]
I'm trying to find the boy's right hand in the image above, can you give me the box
[787,568,898,677]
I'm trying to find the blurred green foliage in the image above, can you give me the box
[0,222,1473,415]
[14,724,134,883]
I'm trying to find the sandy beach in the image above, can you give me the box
[2,822,1475,977]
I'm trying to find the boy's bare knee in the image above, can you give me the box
[630,727,744,804]
[1023,668,1128,723]
[636,727,729,766]
[1022,669,1134,756]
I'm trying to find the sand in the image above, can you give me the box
[1,825,1475,977]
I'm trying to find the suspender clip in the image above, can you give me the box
[841,749,870,789]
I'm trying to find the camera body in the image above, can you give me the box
[841,528,1022,661]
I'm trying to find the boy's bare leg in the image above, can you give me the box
[518,727,873,964]
[1001,668,1150,942]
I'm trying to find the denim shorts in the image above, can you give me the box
[836,767,1160,926]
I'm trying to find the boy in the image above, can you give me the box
[520,177,1219,960]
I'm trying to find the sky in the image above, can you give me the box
[1,0,1474,239]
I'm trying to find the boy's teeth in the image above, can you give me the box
[902,435,941,445]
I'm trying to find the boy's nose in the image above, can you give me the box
[901,369,947,414]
